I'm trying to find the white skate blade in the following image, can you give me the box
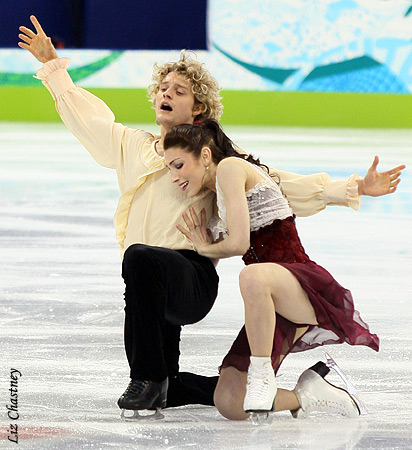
[325,352,367,415]
[120,408,164,421]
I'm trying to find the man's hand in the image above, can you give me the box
[18,15,58,63]
[357,155,406,196]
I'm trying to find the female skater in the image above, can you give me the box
[163,120,381,421]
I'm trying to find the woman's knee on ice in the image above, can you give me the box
[214,385,248,420]
[214,369,248,421]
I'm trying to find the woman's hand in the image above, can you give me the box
[18,15,58,63]
[177,208,213,254]
[357,155,406,196]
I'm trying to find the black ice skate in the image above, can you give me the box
[291,353,367,418]
[118,377,168,421]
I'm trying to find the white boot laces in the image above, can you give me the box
[247,366,270,400]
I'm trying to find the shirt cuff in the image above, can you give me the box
[34,57,75,99]
[324,173,361,210]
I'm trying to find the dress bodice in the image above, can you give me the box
[208,159,293,240]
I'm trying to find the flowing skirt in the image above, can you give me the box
[220,216,379,374]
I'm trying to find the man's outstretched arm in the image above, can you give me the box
[271,156,405,217]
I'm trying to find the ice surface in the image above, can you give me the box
[1,123,411,449]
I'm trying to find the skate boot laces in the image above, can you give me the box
[247,366,272,400]
[123,379,150,397]
[244,361,277,414]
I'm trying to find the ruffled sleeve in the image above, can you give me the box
[272,169,361,217]
[35,57,134,170]
[35,57,74,99]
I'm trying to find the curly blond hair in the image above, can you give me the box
[148,50,223,121]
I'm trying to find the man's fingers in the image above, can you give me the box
[387,178,401,194]
[369,155,379,171]
[18,34,32,45]
[17,42,30,50]
[30,15,46,36]
[373,157,380,173]
[388,164,406,175]
[19,26,36,38]
[389,171,402,180]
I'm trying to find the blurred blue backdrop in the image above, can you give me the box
[1,0,207,49]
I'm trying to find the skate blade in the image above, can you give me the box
[325,352,367,415]
[247,411,273,426]
[120,407,164,421]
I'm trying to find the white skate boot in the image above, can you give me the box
[291,353,366,419]
[243,356,277,425]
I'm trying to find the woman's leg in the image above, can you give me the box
[239,263,318,357]
[214,366,300,420]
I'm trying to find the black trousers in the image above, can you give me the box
[122,244,219,405]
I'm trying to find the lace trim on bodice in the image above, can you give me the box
[208,161,293,241]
